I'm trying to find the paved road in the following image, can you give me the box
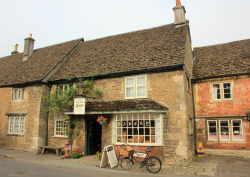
[0,156,185,177]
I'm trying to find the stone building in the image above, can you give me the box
[0,36,83,153]
[193,39,250,157]
[0,1,195,165]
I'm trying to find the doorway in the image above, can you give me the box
[86,119,102,155]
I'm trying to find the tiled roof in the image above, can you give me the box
[193,39,250,79]
[85,99,168,113]
[0,39,83,87]
[50,24,188,81]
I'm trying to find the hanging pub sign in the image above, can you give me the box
[74,98,85,115]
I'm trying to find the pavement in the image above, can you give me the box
[0,148,249,177]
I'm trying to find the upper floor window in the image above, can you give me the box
[57,84,72,96]
[212,83,232,100]
[125,75,147,99]
[207,119,243,142]
[13,88,24,100]
[8,116,25,135]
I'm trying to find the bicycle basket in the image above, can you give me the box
[120,146,134,158]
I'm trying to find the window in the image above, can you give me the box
[57,84,72,96]
[112,113,162,145]
[13,88,24,100]
[8,116,25,134]
[207,119,243,141]
[125,75,147,99]
[54,119,69,137]
[212,83,232,100]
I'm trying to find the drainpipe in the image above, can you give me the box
[45,84,52,146]
[191,79,197,155]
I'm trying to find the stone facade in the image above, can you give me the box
[194,76,250,152]
[46,69,194,166]
[0,84,48,153]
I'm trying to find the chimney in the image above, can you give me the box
[11,44,19,55]
[173,0,186,25]
[23,33,35,61]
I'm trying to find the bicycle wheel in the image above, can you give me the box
[121,158,133,169]
[145,156,162,173]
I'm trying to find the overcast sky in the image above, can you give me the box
[0,0,249,58]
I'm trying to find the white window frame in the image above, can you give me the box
[54,118,69,137]
[112,113,163,146]
[57,84,72,96]
[207,119,244,142]
[219,120,230,141]
[212,82,232,101]
[125,75,147,99]
[8,116,25,135]
[231,119,243,141]
[207,120,218,141]
[13,88,24,100]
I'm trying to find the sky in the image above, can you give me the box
[0,0,250,58]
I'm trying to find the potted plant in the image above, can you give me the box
[96,151,102,160]
[96,116,108,125]
[71,148,82,159]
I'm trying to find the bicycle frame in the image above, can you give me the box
[129,149,150,168]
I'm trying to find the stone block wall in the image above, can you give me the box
[0,84,47,153]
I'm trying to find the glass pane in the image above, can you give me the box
[232,120,243,140]
[224,83,231,99]
[137,86,146,97]
[126,78,134,86]
[137,77,145,85]
[126,87,135,97]
[213,84,220,99]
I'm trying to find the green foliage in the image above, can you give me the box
[46,86,76,112]
[71,149,82,159]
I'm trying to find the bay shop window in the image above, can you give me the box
[112,113,163,145]
[207,119,243,141]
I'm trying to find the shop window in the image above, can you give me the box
[207,119,243,141]
[8,116,25,134]
[212,83,232,100]
[112,113,162,145]
[54,119,69,137]
[125,75,147,99]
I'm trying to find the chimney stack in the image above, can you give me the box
[23,33,35,61]
[173,0,186,26]
[11,44,19,55]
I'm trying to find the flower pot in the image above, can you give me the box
[65,121,70,124]
[99,121,105,125]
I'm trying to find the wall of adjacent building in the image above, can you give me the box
[194,75,250,151]
[0,84,48,153]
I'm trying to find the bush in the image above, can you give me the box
[71,148,82,159]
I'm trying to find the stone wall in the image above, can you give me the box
[0,84,47,153]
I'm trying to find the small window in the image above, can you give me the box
[125,75,147,99]
[207,120,217,140]
[54,119,69,137]
[219,120,230,141]
[13,88,24,100]
[57,84,72,96]
[212,83,232,100]
[232,120,243,141]
[8,116,25,134]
